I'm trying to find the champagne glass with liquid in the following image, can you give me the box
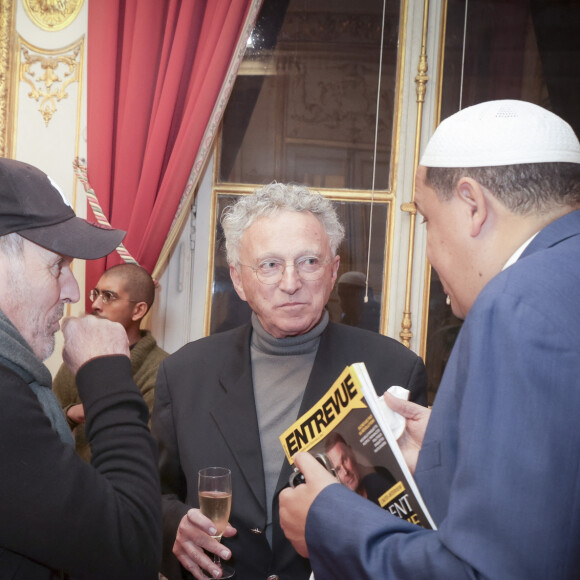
[198,467,234,579]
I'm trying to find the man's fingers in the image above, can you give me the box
[384,391,428,420]
[184,509,236,543]
[62,315,130,375]
[294,451,323,472]
[294,452,338,487]
[185,507,217,533]
[294,451,327,477]
[384,391,413,416]
[174,544,220,580]
[174,510,229,579]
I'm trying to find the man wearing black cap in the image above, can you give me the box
[279,101,580,579]
[0,158,161,579]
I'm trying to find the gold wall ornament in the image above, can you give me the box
[23,0,84,32]
[19,38,83,126]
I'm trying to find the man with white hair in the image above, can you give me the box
[279,100,580,579]
[153,182,428,580]
[0,158,161,579]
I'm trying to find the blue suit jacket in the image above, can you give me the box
[306,210,580,579]
[152,320,427,580]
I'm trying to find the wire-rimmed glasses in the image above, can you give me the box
[240,256,330,285]
[89,288,139,304]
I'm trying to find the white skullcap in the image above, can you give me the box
[420,100,580,168]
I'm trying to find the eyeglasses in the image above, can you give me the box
[89,288,139,305]
[240,256,330,285]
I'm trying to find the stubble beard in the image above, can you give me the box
[31,303,65,361]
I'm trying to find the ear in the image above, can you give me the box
[131,301,149,323]
[456,177,489,237]
[229,263,247,302]
[330,254,340,285]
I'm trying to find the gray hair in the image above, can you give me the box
[0,232,25,258]
[221,182,345,265]
[425,162,580,214]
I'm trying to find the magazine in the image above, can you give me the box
[279,362,436,529]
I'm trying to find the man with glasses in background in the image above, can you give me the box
[53,262,168,461]
[152,182,428,580]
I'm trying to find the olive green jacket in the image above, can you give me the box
[53,330,168,462]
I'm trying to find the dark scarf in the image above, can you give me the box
[0,309,74,445]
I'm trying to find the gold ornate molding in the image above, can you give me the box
[399,0,430,348]
[19,36,83,127]
[23,0,84,32]
[0,0,16,157]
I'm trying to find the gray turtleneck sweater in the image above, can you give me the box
[250,310,329,545]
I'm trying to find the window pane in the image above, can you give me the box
[219,0,401,190]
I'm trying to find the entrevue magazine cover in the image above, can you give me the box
[279,362,436,529]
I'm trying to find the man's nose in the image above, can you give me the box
[60,266,80,304]
[278,263,302,292]
[90,293,105,311]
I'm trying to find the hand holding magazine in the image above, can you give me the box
[279,362,435,529]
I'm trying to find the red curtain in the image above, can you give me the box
[86,0,257,307]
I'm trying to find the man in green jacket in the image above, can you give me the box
[53,262,168,461]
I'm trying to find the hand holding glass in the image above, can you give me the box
[198,467,234,579]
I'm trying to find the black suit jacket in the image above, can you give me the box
[152,321,427,580]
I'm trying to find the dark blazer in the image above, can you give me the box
[305,210,580,579]
[152,320,427,580]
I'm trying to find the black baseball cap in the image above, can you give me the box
[0,157,125,259]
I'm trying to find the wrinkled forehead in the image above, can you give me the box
[96,271,128,293]
[240,212,330,260]
[241,210,329,248]
[21,237,71,264]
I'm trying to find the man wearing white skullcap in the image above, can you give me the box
[279,100,580,579]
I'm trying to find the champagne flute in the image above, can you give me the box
[198,467,234,579]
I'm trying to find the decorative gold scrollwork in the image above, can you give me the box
[23,0,84,32]
[20,41,81,126]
